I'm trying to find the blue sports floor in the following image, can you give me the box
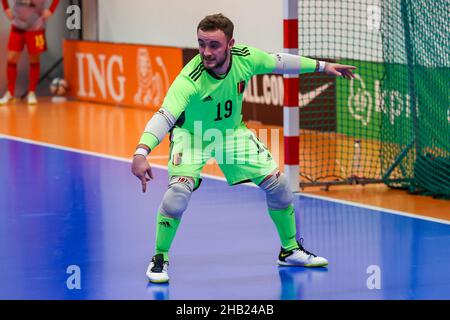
[1,137,449,300]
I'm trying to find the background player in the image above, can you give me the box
[0,0,59,105]
[131,14,355,283]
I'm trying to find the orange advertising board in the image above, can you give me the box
[63,40,183,109]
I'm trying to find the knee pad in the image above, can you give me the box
[159,176,194,219]
[259,171,293,210]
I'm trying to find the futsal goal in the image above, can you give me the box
[283,0,450,199]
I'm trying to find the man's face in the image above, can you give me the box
[197,29,234,71]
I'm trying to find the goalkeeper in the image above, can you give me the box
[131,13,355,283]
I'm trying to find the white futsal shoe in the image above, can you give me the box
[278,239,328,267]
[0,91,14,105]
[146,254,169,283]
[26,91,38,105]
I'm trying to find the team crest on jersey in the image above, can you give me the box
[237,80,246,95]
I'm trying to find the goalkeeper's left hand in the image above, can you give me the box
[324,63,356,80]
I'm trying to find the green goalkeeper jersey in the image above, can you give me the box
[162,45,278,134]
[139,44,319,150]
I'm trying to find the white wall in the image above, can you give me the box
[98,0,284,52]
[98,0,384,61]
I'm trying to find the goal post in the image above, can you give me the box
[283,0,300,192]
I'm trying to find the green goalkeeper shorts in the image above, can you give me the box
[167,123,278,188]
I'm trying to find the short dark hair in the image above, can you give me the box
[197,14,234,41]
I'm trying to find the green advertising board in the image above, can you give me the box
[336,59,411,144]
[337,59,449,147]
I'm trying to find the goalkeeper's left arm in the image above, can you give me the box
[249,46,356,79]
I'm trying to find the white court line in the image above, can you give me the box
[0,134,233,183]
[298,192,450,225]
[1,133,449,225]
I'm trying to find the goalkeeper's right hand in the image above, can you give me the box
[131,155,154,193]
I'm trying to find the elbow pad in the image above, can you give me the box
[271,53,325,74]
[139,108,177,151]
